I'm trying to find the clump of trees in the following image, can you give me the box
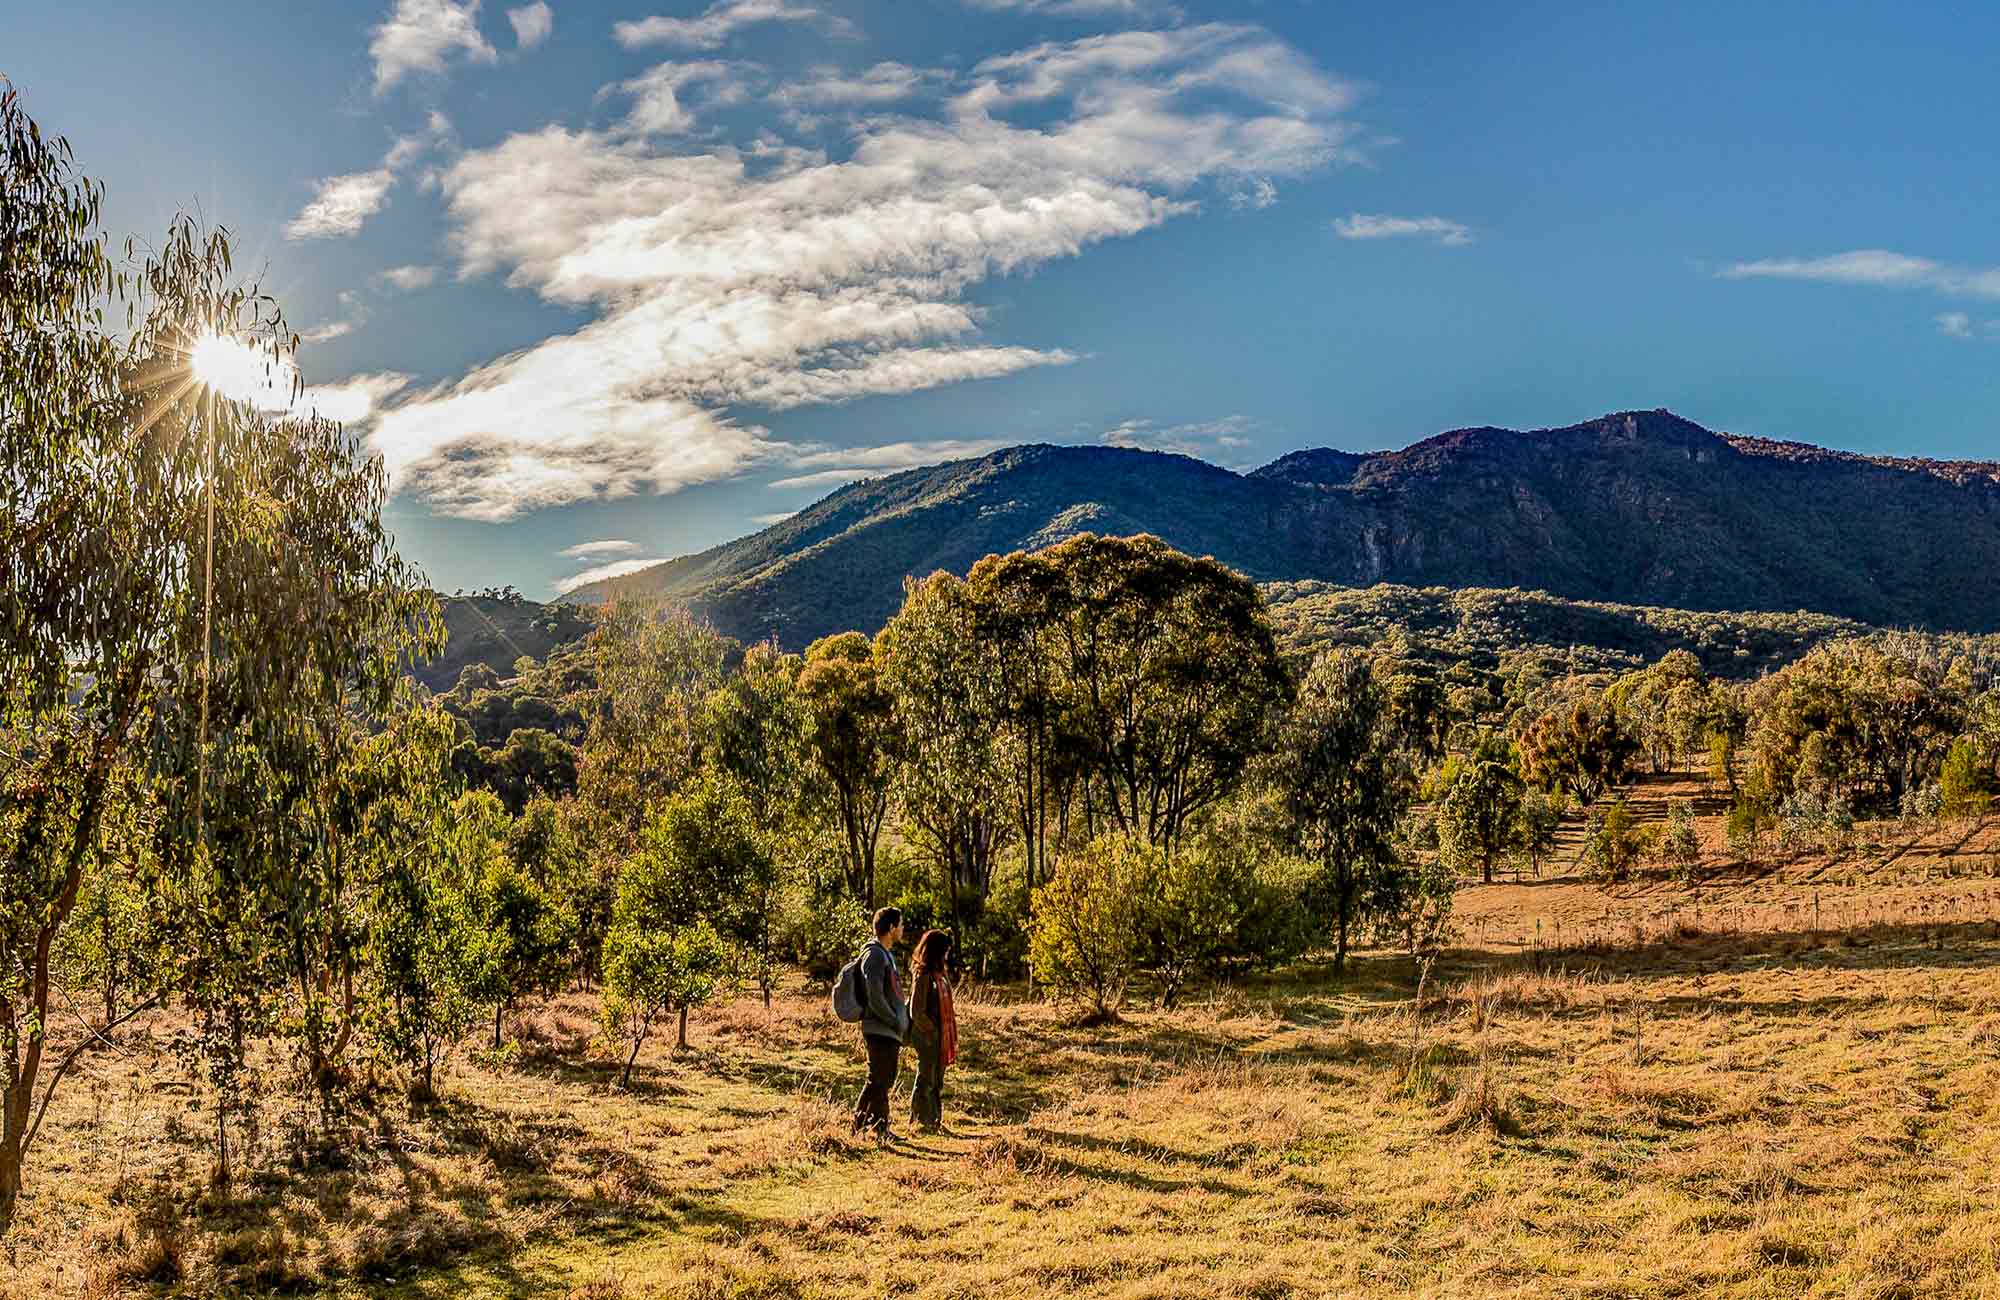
[3,87,438,1226]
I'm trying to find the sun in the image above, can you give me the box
[190,331,292,408]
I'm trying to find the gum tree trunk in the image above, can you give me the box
[1,1096,22,1238]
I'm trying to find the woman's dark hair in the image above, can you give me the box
[909,929,953,984]
[872,907,902,937]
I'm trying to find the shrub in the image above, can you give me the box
[368,792,507,1100]
[1140,833,1246,1007]
[600,778,762,1077]
[1901,781,1944,828]
[1518,787,1568,876]
[1940,737,1991,821]
[1581,800,1654,883]
[1779,788,1853,853]
[1726,797,1772,865]
[1660,799,1702,885]
[1708,732,1739,791]
[1030,835,1154,1018]
[968,870,1032,981]
[775,878,866,980]
[1234,852,1320,970]
[603,920,730,1084]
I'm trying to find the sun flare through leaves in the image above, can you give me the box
[189,330,295,409]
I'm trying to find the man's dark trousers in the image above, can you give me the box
[855,1033,900,1135]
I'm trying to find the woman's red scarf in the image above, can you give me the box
[934,972,958,1067]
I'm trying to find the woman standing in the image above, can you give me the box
[907,930,958,1133]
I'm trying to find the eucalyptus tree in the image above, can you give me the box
[1265,651,1411,973]
[1042,534,1289,853]
[1745,639,1962,815]
[967,548,1080,898]
[798,631,901,910]
[1517,693,1637,806]
[577,602,729,852]
[878,571,1013,941]
[1385,667,1454,764]
[1434,731,1525,885]
[702,642,815,834]
[603,775,766,1070]
[700,642,816,1005]
[1,88,435,1221]
[2,91,136,1233]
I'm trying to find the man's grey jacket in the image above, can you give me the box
[860,939,910,1043]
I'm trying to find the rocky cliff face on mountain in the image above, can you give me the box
[561,410,2000,648]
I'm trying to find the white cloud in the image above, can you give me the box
[1228,176,1278,210]
[782,437,1020,470]
[560,538,640,559]
[1097,414,1254,460]
[303,291,374,346]
[299,320,355,345]
[362,21,1364,520]
[1722,249,2000,300]
[775,61,943,108]
[299,372,414,425]
[1333,212,1473,246]
[966,0,1182,18]
[614,1,842,50]
[507,1,552,48]
[377,264,440,292]
[767,468,885,491]
[371,0,498,94]
[1937,311,1974,339]
[285,170,395,240]
[765,437,1023,490]
[616,61,750,136]
[553,556,667,595]
[290,116,450,242]
[385,112,455,169]
[720,346,1075,409]
[750,510,797,526]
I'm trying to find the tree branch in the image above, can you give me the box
[22,989,163,1157]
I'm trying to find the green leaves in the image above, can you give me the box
[879,571,1010,936]
[1263,650,1412,971]
[600,778,763,1075]
[798,629,900,908]
[365,784,509,1095]
[1029,835,1156,1017]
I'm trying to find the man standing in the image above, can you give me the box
[853,907,909,1138]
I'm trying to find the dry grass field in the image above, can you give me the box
[9,793,2000,1299]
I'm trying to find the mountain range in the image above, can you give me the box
[558,410,2000,650]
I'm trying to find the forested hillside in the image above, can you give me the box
[413,591,596,692]
[1262,582,1887,678]
[564,410,2000,646]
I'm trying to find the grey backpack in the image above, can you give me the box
[831,950,868,1023]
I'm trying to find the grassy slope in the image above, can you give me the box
[14,802,2000,1298]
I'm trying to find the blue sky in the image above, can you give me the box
[8,0,1999,597]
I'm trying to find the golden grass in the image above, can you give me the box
[7,793,2000,1297]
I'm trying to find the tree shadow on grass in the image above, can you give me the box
[999,1129,1255,1198]
[1526,919,2000,983]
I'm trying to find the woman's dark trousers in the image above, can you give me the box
[911,1032,945,1130]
